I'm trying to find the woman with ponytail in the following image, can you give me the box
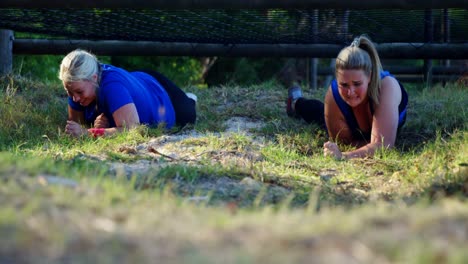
[286,35,408,159]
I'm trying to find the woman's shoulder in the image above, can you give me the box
[101,64,128,76]
[100,64,133,84]
[381,73,400,89]
[324,85,341,112]
[324,85,333,101]
[380,70,400,90]
[378,75,402,106]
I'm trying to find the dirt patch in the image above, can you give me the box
[102,117,291,206]
[224,116,265,134]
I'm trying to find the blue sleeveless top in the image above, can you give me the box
[330,71,408,140]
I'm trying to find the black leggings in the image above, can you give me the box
[139,70,197,127]
[295,98,326,129]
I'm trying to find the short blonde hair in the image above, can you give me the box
[335,35,382,105]
[59,49,100,83]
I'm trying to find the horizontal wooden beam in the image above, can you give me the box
[0,0,466,9]
[385,65,466,75]
[395,75,462,83]
[317,65,466,75]
[13,39,468,59]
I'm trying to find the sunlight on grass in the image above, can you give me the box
[0,75,467,263]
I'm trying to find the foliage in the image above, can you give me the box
[0,75,66,149]
[205,57,287,87]
[110,56,204,87]
[13,55,63,83]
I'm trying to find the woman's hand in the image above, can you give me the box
[323,141,343,160]
[94,113,109,128]
[65,120,87,137]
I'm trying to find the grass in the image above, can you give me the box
[0,74,467,263]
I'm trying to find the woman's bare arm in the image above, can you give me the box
[324,87,354,144]
[341,77,402,159]
[97,103,140,136]
[65,106,88,137]
[68,105,85,124]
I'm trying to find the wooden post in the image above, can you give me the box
[443,11,451,66]
[309,9,319,90]
[442,9,451,86]
[423,9,433,87]
[0,29,14,76]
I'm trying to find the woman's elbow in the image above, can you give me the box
[372,136,396,149]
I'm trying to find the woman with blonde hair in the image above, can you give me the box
[59,49,197,138]
[286,35,408,159]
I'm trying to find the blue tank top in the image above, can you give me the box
[330,71,408,140]
[68,64,175,129]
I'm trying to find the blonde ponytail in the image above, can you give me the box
[335,35,382,105]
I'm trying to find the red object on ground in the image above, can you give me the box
[88,128,105,138]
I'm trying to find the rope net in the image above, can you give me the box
[1,9,467,45]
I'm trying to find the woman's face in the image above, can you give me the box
[64,79,97,107]
[336,69,370,108]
